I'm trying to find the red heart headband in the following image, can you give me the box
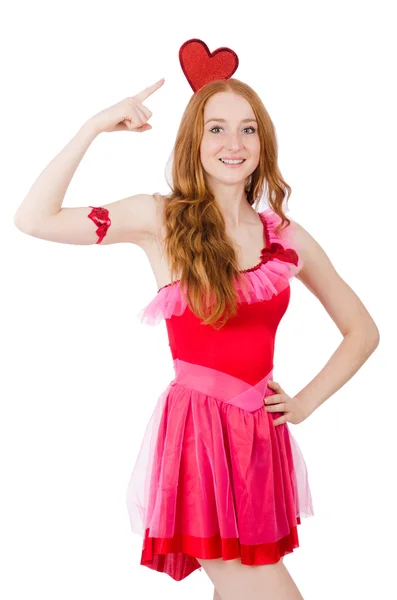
[179,38,239,93]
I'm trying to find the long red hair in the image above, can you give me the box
[156,78,292,329]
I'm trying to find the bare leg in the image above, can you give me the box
[211,558,283,600]
[199,556,303,600]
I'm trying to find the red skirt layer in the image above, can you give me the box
[126,359,314,581]
[141,518,302,581]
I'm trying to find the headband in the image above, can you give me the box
[179,38,239,93]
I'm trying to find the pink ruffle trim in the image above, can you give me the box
[137,208,303,326]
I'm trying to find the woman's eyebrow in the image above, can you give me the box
[204,118,257,124]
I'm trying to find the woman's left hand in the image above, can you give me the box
[264,380,309,426]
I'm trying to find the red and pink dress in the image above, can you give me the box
[126,207,314,581]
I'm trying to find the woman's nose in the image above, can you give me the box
[225,133,243,149]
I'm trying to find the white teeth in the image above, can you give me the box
[220,159,245,164]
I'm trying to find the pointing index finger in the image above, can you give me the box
[134,78,165,103]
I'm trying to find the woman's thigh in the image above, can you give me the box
[197,556,304,600]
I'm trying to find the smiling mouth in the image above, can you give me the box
[219,158,246,166]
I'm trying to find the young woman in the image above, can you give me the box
[14,76,379,600]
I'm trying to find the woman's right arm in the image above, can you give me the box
[13,79,164,246]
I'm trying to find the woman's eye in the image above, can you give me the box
[209,126,256,134]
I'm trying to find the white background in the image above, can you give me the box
[1,1,395,598]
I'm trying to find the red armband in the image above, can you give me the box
[87,206,111,243]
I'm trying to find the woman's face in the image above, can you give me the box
[200,91,260,187]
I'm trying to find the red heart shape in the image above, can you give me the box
[179,39,239,93]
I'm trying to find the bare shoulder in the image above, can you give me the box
[290,220,332,272]
[290,219,379,338]
[290,218,343,290]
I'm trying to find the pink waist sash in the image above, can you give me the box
[170,358,274,413]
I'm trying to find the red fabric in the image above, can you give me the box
[129,357,312,581]
[87,206,111,243]
[137,209,303,325]
[166,287,291,386]
[141,519,301,582]
[179,38,239,93]
[126,208,314,581]
[261,242,299,267]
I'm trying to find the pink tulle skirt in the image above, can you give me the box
[126,358,314,581]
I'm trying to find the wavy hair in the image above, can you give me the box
[156,78,292,330]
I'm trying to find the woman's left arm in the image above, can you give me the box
[290,220,380,418]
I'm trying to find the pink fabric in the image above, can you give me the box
[126,359,313,541]
[126,359,314,580]
[136,207,303,326]
[125,207,314,580]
